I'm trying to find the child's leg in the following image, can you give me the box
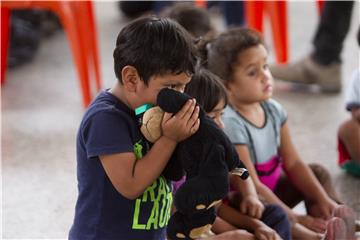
[307,163,342,204]
[292,217,347,240]
[274,172,304,208]
[210,216,255,240]
[275,165,342,214]
[338,118,360,177]
[218,199,290,240]
[204,229,255,240]
[212,205,256,240]
[305,163,342,219]
[338,118,360,164]
[260,204,292,240]
[274,172,328,235]
[211,216,237,233]
[292,223,324,240]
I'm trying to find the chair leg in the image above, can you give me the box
[265,1,288,63]
[72,1,102,96]
[194,0,207,9]
[1,8,11,84]
[317,0,324,15]
[83,1,102,91]
[245,1,264,32]
[55,2,92,107]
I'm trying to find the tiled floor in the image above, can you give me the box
[2,2,359,239]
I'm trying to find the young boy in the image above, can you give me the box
[68,17,199,240]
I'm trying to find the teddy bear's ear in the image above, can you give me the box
[140,107,164,143]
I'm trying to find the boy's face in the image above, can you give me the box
[136,72,192,107]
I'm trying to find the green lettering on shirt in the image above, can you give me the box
[132,199,146,229]
[132,176,172,230]
[142,180,157,202]
[133,141,143,160]
[146,200,159,229]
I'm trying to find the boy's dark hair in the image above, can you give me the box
[165,3,212,38]
[185,68,228,113]
[113,16,197,85]
[198,27,265,85]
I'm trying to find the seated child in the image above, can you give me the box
[184,68,291,240]
[200,27,356,240]
[337,27,360,177]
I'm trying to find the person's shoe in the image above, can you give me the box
[270,56,342,93]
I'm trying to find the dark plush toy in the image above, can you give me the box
[140,88,249,240]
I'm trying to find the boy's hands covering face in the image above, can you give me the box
[161,99,200,143]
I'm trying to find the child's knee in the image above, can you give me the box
[308,163,331,184]
[338,118,359,140]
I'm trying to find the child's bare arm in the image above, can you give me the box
[230,174,264,219]
[100,99,200,199]
[211,216,237,233]
[279,123,337,219]
[234,144,296,221]
[217,204,281,240]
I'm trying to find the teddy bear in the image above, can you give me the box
[140,88,249,240]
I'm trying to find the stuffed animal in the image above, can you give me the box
[140,88,249,240]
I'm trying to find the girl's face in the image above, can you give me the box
[227,44,273,104]
[207,98,226,129]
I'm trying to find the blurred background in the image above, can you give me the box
[1,1,359,238]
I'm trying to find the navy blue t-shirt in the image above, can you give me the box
[69,90,173,240]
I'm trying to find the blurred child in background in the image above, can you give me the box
[337,27,360,177]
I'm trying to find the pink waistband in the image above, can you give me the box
[255,155,283,191]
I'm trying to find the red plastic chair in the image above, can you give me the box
[194,0,207,8]
[245,1,288,63]
[1,1,102,107]
[317,0,324,15]
[245,0,325,64]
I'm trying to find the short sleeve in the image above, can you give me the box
[345,69,360,111]
[267,99,287,126]
[82,111,134,158]
[222,116,249,145]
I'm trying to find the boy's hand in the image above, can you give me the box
[162,99,200,143]
[240,195,264,219]
[254,225,282,240]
